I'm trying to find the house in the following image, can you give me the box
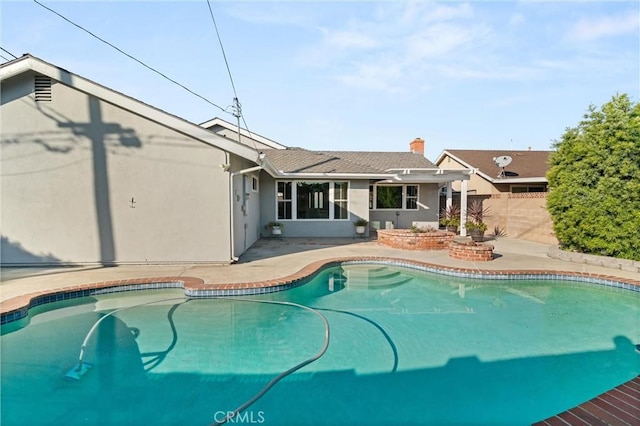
[1,54,263,265]
[256,142,471,238]
[435,149,557,244]
[435,149,550,194]
[0,54,472,265]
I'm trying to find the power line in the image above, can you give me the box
[206,1,261,153]
[0,46,18,59]
[33,0,228,113]
[206,0,238,99]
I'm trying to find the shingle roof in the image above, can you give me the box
[443,150,552,180]
[264,148,437,175]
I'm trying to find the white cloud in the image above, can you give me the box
[402,2,473,24]
[223,3,314,27]
[436,63,544,81]
[405,24,475,59]
[322,29,379,50]
[293,2,637,95]
[297,2,493,93]
[566,12,639,41]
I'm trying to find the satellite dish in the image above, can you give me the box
[493,155,512,168]
[493,155,512,178]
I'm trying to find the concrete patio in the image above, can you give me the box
[1,236,638,303]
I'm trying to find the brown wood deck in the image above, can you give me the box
[534,376,640,425]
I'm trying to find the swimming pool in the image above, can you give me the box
[1,263,638,425]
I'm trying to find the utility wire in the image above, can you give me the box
[0,47,19,59]
[33,0,228,113]
[206,0,237,99]
[206,0,262,153]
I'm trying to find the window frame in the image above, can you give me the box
[277,181,293,220]
[250,174,259,192]
[275,180,350,221]
[510,184,547,193]
[371,184,420,211]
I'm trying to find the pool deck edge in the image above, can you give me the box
[2,255,638,322]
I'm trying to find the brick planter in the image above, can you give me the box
[377,229,455,250]
[448,240,494,261]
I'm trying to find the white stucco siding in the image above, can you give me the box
[229,156,262,257]
[1,73,232,264]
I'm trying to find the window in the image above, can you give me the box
[406,185,418,209]
[334,182,349,219]
[372,184,419,210]
[511,185,547,193]
[297,182,329,219]
[277,182,292,219]
[376,186,403,209]
[251,176,259,192]
[276,181,349,220]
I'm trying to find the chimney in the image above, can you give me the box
[410,138,425,155]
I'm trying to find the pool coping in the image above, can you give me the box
[2,255,639,325]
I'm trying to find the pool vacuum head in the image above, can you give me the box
[64,362,92,381]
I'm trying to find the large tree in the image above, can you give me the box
[547,94,640,261]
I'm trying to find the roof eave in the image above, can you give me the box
[1,55,261,163]
[266,171,395,179]
[200,117,287,150]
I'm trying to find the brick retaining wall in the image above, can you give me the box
[448,240,494,261]
[377,229,454,250]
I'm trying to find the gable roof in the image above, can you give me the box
[436,149,552,183]
[200,117,287,150]
[261,147,471,182]
[0,54,262,163]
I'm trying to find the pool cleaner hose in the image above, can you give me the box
[211,298,330,426]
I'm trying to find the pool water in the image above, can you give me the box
[1,264,638,425]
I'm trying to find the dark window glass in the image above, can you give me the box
[376,186,402,209]
[277,182,292,219]
[297,182,329,219]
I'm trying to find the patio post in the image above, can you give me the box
[460,179,468,237]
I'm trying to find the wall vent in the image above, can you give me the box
[34,75,52,102]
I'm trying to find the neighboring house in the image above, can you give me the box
[435,149,550,195]
[0,54,472,265]
[435,150,557,244]
[1,54,263,265]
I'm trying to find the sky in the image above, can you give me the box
[1,1,638,161]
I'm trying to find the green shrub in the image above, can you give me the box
[547,94,640,261]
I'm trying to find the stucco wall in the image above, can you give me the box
[438,155,498,195]
[370,183,440,229]
[1,72,234,264]
[258,177,371,238]
[230,157,262,257]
